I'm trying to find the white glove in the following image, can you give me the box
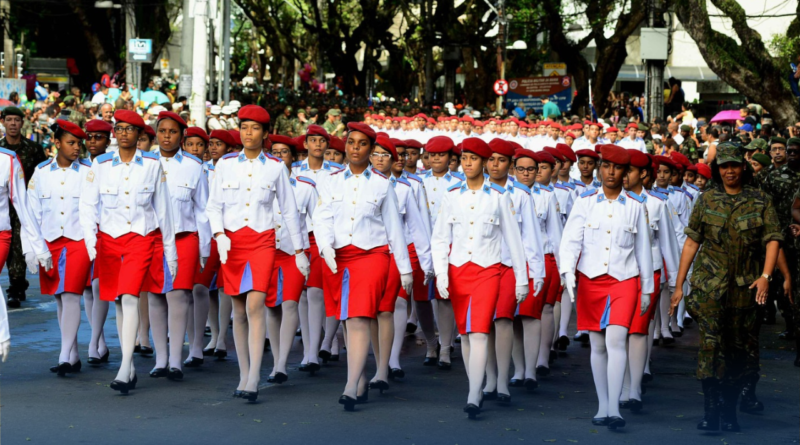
[436,274,449,299]
[515,284,529,304]
[167,260,178,281]
[423,270,434,286]
[200,256,208,270]
[400,273,413,296]
[24,252,38,274]
[321,246,338,274]
[85,237,97,261]
[216,234,231,264]
[37,251,53,272]
[640,293,651,315]
[295,251,310,280]
[0,340,8,362]
[563,272,577,303]
[533,279,544,297]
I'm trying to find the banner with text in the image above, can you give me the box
[506,76,573,113]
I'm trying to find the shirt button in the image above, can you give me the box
[248,174,252,177]
[349,234,352,237]
[277,225,281,228]
[125,206,130,209]
[125,177,128,180]
[278,211,281,214]
[354,188,357,191]
[604,262,608,266]
[246,203,250,206]
[469,236,473,240]
[352,201,356,204]
[607,230,611,234]
[60,226,63,229]
[351,217,354,221]
[125,191,129,195]
[60,196,64,200]
[245,218,249,221]
[434,188,437,191]
[608,214,612,218]
[247,188,251,191]
[605,247,609,251]
[470,206,474,209]
[431,201,435,205]
[468,251,472,254]
[472,191,476,194]
[127,222,131,225]
[60,181,64,185]
[470,221,474,225]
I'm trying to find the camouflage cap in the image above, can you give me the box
[285,105,293,112]
[744,138,767,151]
[715,142,744,164]
[679,124,692,132]
[751,153,771,167]
[1,106,24,118]
[637,123,649,131]
[769,137,786,147]
[296,108,307,115]
[326,109,341,116]
[787,137,800,147]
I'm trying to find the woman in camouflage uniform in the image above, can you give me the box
[670,143,782,433]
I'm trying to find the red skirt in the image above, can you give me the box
[40,237,92,296]
[576,273,639,332]
[629,270,662,335]
[518,254,558,319]
[220,227,276,296]
[494,265,517,320]
[449,262,502,335]
[142,231,199,293]
[322,244,390,320]
[416,244,451,302]
[402,243,426,300]
[0,230,11,271]
[195,237,222,290]
[305,232,323,289]
[378,253,402,313]
[265,250,305,307]
[97,231,158,302]
[85,225,100,287]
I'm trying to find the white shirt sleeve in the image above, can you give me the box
[404,184,433,274]
[382,184,412,274]
[193,169,212,258]
[152,165,178,262]
[430,192,453,278]
[79,161,101,245]
[274,167,303,252]
[11,156,47,255]
[657,199,681,288]
[634,201,655,294]
[499,194,528,287]
[520,194,545,281]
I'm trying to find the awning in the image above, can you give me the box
[590,64,719,81]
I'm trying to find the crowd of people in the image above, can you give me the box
[0,85,798,433]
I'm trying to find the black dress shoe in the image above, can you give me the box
[405,323,417,334]
[319,350,332,363]
[298,363,309,372]
[134,345,141,353]
[423,357,437,366]
[463,403,481,419]
[672,329,683,338]
[536,366,550,377]
[150,367,168,378]
[214,349,227,360]
[482,390,497,400]
[642,372,653,383]
[575,332,589,343]
[591,417,609,426]
[241,390,258,402]
[202,348,215,356]
[70,360,82,373]
[339,395,357,411]
[50,364,59,373]
[110,379,130,394]
[306,362,321,375]
[167,368,184,381]
[438,361,451,371]
[183,357,204,368]
[205,326,212,335]
[628,398,643,413]
[555,335,570,351]
[509,378,524,387]
[607,416,626,430]
[138,346,153,356]
[524,378,538,392]
[497,393,511,404]
[268,372,288,384]
[356,389,369,404]
[455,336,461,344]
[233,390,244,398]
[6,297,20,309]
[661,337,676,346]
[87,357,102,365]
[264,339,271,351]
[56,362,72,377]
[652,337,660,346]
[369,380,389,393]
[548,350,557,364]
[99,350,109,363]
[619,400,631,409]
[390,368,405,379]
[330,354,339,362]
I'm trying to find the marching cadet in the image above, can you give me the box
[619,149,680,412]
[80,110,177,394]
[137,126,156,152]
[431,137,529,419]
[202,129,235,359]
[670,143,781,433]
[206,105,309,402]
[83,119,114,364]
[28,120,89,376]
[559,144,654,430]
[367,136,432,389]
[264,134,318,382]
[312,122,412,411]
[324,136,346,165]
[552,143,578,357]
[481,139,545,404]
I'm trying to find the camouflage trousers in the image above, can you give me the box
[686,289,758,383]
[6,209,29,298]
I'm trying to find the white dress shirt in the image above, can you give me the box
[80,149,177,262]
[502,178,545,281]
[206,151,304,252]
[431,179,528,286]
[390,174,433,274]
[530,182,564,262]
[291,158,344,232]
[559,188,654,294]
[0,149,48,255]
[274,174,317,255]
[28,158,92,242]
[642,189,680,288]
[313,165,412,274]
[422,170,462,227]
[553,180,575,224]
[207,117,226,131]
[158,149,211,257]
[402,171,430,223]
[617,137,647,153]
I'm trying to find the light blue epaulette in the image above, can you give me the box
[96,152,115,163]
[679,188,693,200]
[79,158,92,168]
[0,147,15,157]
[554,183,569,191]
[647,189,667,201]
[561,181,576,190]
[489,182,506,194]
[328,161,344,170]
[37,158,53,169]
[207,163,215,171]
[265,153,282,163]
[447,183,461,192]
[140,151,158,160]
[626,190,645,203]
[580,188,598,199]
[452,171,466,181]
[397,176,411,187]
[512,181,531,194]
[296,176,316,188]
[291,161,302,168]
[222,152,238,160]
[183,152,202,164]
[573,180,586,187]
[407,172,422,183]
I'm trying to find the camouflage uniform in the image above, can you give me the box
[679,136,700,164]
[274,108,296,136]
[65,108,87,129]
[0,136,46,301]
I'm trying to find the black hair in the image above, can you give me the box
[710,158,753,190]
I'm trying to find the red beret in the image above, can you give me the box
[157,111,187,130]
[669,151,691,170]
[229,130,242,147]
[293,135,307,153]
[143,125,155,138]
[575,149,599,160]
[488,139,515,158]
[209,129,235,147]
[605,126,619,133]
[85,119,113,133]
[114,110,145,128]
[627,149,650,168]
[514,148,537,161]
[56,119,87,139]
[507,141,524,153]
[375,135,398,162]
[328,136,345,153]
[184,127,209,144]
[599,144,630,165]
[305,124,330,142]
[695,163,712,179]
[390,138,406,148]
[453,143,462,155]
[543,146,565,163]
[268,134,296,150]
[586,121,601,128]
[346,122,377,142]
[263,137,272,151]
[461,138,492,158]
[555,143,576,162]
[687,164,698,173]
[535,151,556,165]
[654,155,678,171]
[425,136,455,153]
[404,139,423,150]
[565,132,577,139]
[238,105,270,125]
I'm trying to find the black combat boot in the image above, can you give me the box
[720,384,741,432]
[697,378,720,431]
[739,374,764,413]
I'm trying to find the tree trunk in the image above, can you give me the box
[66,0,110,78]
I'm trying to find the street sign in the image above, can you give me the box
[543,63,566,76]
[493,79,509,96]
[128,39,153,63]
[506,76,574,113]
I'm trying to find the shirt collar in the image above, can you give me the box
[344,166,371,180]
[112,149,144,167]
[238,151,267,164]
[597,191,627,205]
[51,160,82,172]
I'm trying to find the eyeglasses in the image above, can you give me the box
[272,149,292,156]
[370,153,392,159]
[515,166,537,173]
[114,126,139,134]
[86,134,108,141]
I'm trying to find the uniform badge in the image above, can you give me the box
[28,177,35,190]
[161,173,167,183]
[86,171,95,183]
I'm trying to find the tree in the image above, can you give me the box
[675,0,800,127]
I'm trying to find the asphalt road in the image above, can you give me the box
[1,272,798,445]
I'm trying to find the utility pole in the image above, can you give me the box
[124,0,137,90]
[179,0,194,99]
[495,0,506,113]
[643,0,665,122]
[191,0,208,129]
[1,0,11,78]
[221,0,231,103]
[207,0,216,102]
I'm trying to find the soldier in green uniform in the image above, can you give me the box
[670,143,782,433]
[60,96,87,129]
[0,107,47,308]
[756,137,788,183]
[679,124,700,164]
[322,109,344,137]
[293,108,310,135]
[273,105,296,136]
[742,138,766,164]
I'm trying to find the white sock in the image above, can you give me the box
[148,293,169,369]
[415,300,438,357]
[206,290,220,351]
[389,298,408,370]
[115,295,140,382]
[57,293,82,364]
[511,317,525,380]
[522,317,541,380]
[215,290,232,351]
[494,319,513,395]
[190,285,210,359]
[307,287,324,364]
[536,304,554,368]
[437,300,455,363]
[298,290,310,364]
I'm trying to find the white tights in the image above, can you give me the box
[369,310,394,382]
[437,300,455,364]
[231,292,267,392]
[657,285,673,338]
[302,287,325,365]
[554,289,572,338]
[522,317,541,380]
[149,290,191,370]
[511,317,525,380]
[589,326,628,419]
[137,292,151,348]
[83,280,108,359]
[188,284,210,359]
[206,289,232,351]
[460,332,488,406]
[483,319,514,395]
[321,316,341,356]
[415,300,439,358]
[114,295,139,383]
[536,304,554,369]
[343,317,370,398]
[389,297,408,370]
[266,301,299,375]
[56,292,81,364]
[622,333,648,402]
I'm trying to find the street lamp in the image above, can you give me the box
[94,1,122,9]
[508,40,527,50]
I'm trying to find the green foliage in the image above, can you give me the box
[769,33,800,68]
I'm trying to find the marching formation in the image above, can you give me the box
[0,105,788,433]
